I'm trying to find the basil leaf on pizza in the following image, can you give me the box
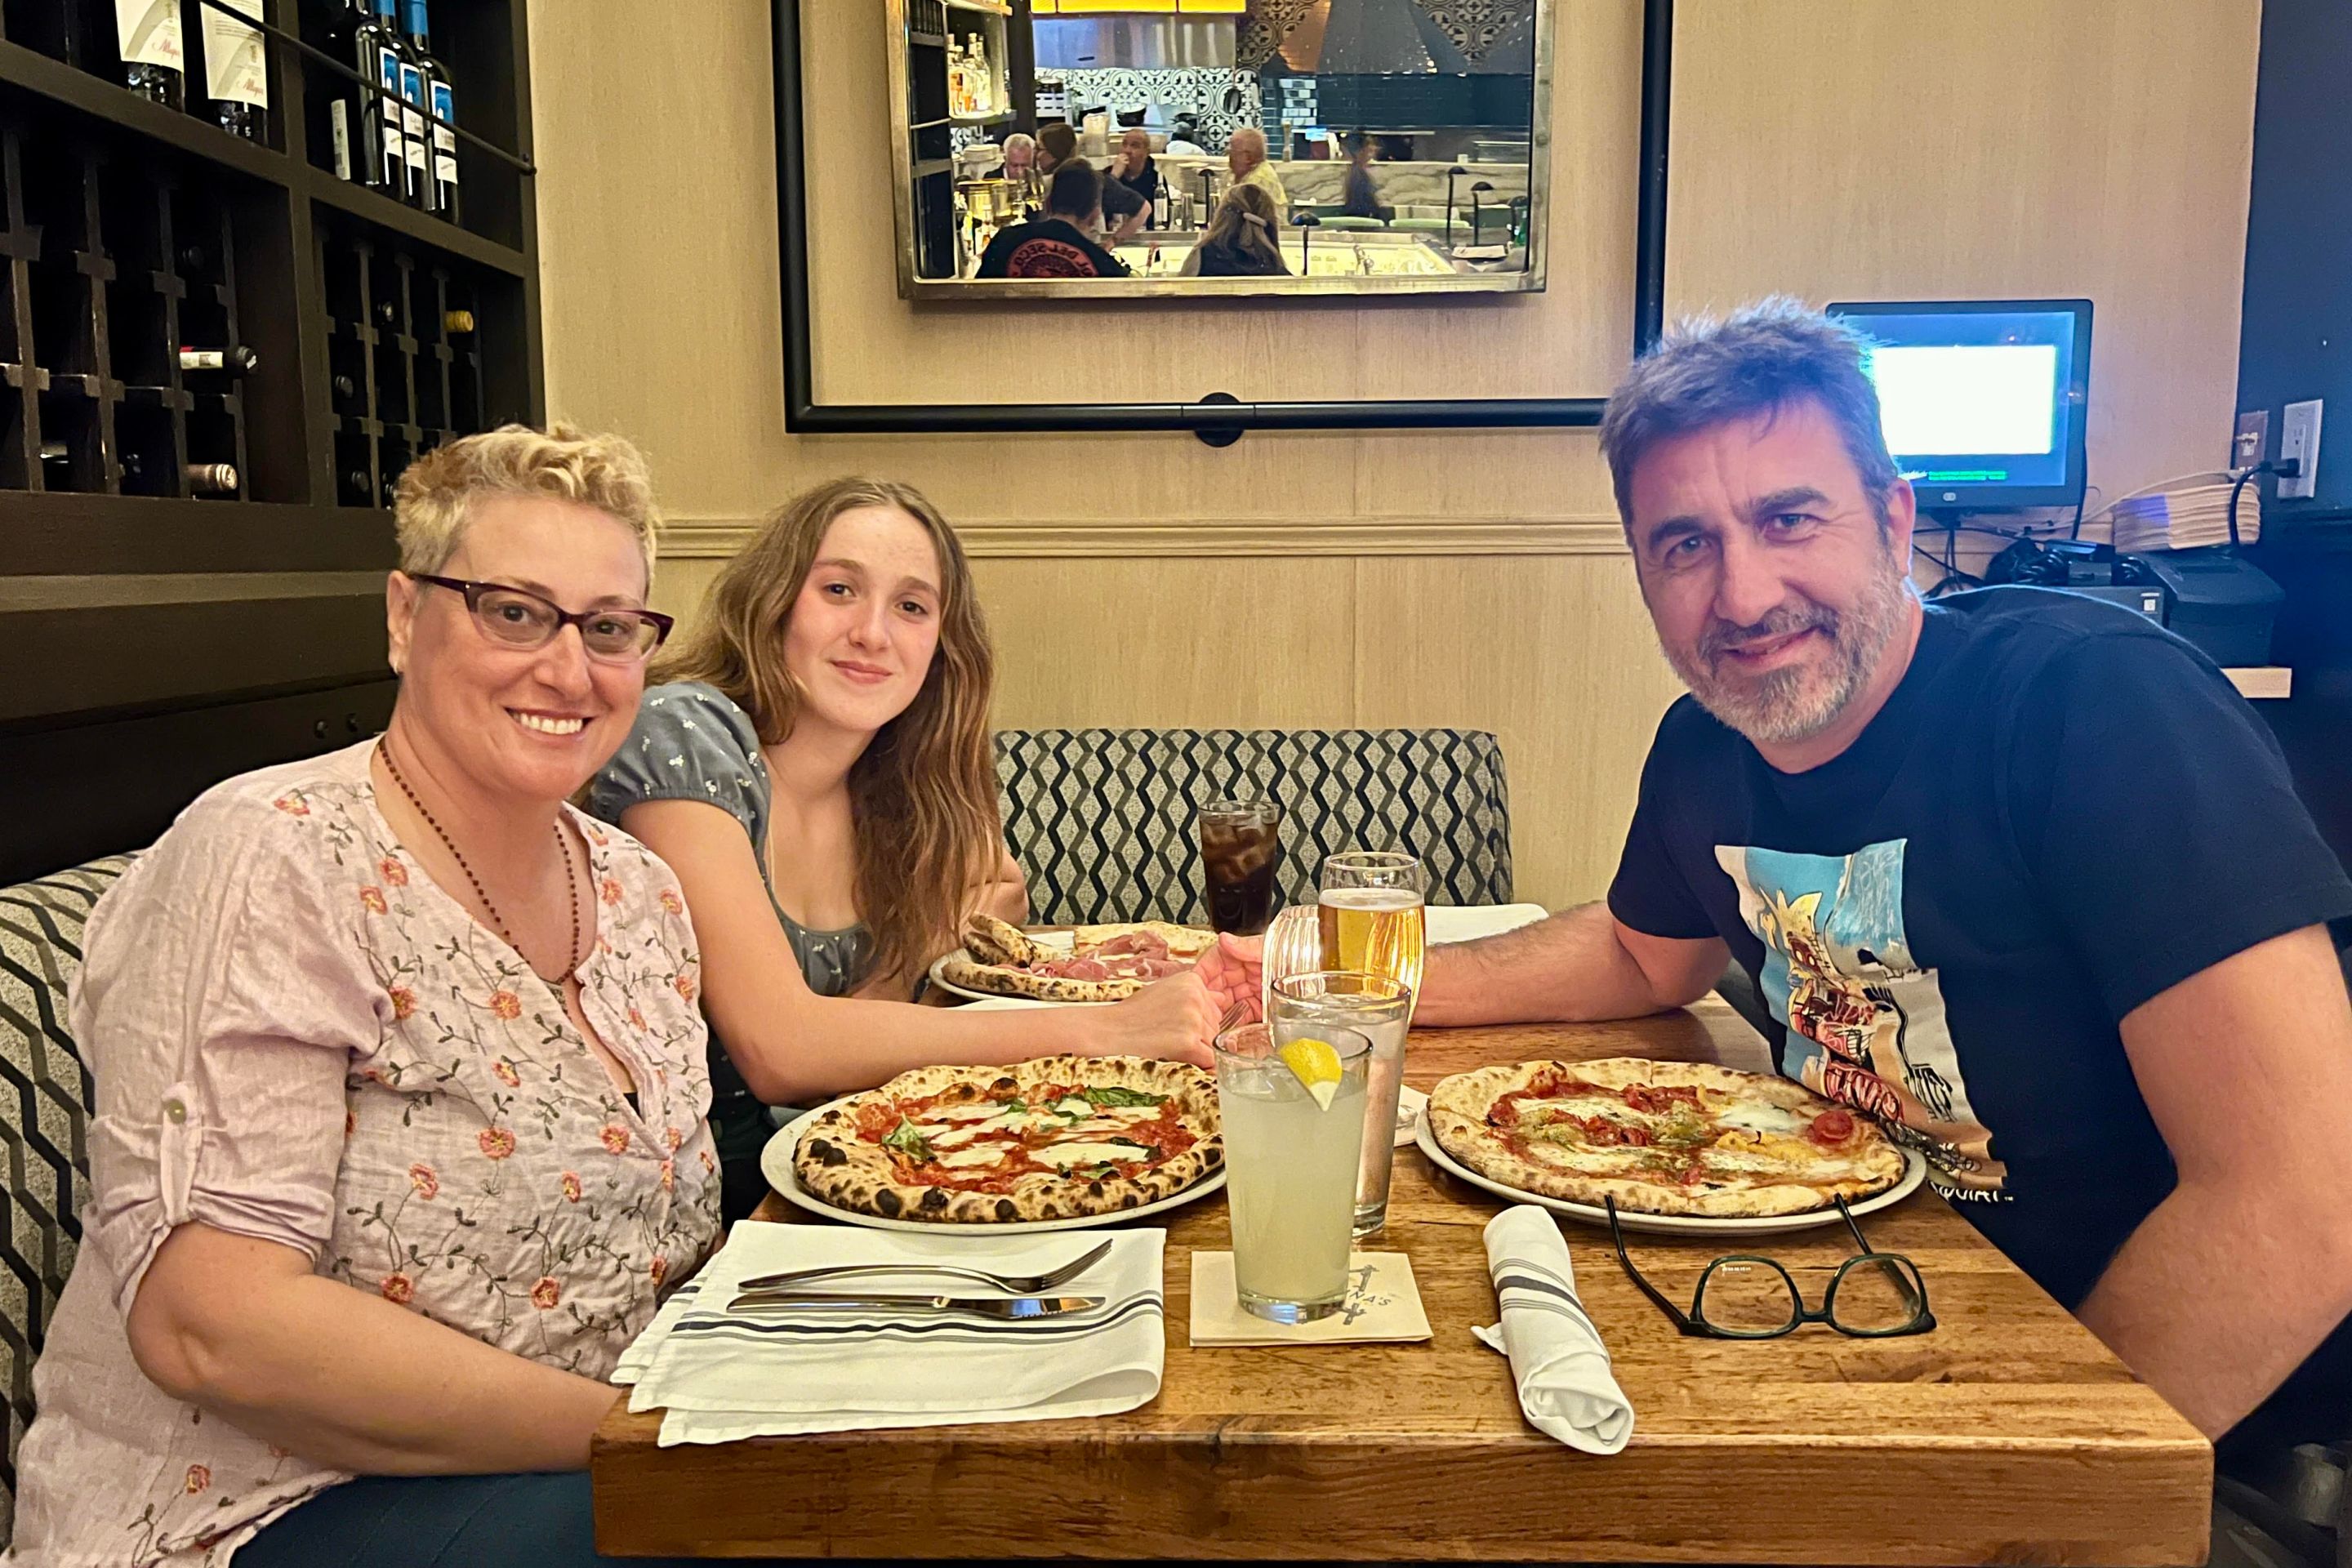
[1428,1057,1909,1217]
[793,1055,1223,1223]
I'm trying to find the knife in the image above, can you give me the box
[726,1290,1105,1320]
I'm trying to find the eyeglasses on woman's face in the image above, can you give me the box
[408,574,674,664]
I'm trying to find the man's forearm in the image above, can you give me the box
[2076,1179,2352,1437]
[1418,902,1691,1027]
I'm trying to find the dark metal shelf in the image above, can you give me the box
[303,173,528,278]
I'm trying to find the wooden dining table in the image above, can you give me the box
[590,1002,2212,1563]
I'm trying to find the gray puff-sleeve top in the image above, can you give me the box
[588,681,874,999]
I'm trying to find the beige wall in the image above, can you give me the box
[531,0,2258,909]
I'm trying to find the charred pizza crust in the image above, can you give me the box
[1429,1057,1908,1217]
[794,1054,1223,1223]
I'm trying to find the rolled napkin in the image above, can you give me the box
[617,1221,1165,1445]
[1472,1205,1635,1454]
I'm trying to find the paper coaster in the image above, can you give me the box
[1187,1251,1432,1346]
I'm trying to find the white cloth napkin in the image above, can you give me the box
[1472,1205,1635,1454]
[1425,903,1549,944]
[617,1222,1165,1445]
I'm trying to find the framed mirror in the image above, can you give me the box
[886,0,1554,298]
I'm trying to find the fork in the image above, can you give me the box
[736,1237,1115,1295]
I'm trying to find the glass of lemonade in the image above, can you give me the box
[1271,971,1412,1238]
[1214,1019,1371,1324]
[1318,850,1428,1003]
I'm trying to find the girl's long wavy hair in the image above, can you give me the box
[649,478,1001,987]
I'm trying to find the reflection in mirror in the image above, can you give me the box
[888,0,1549,296]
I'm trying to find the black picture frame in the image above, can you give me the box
[770,0,1674,439]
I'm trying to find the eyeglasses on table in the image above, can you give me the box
[1606,1193,1936,1339]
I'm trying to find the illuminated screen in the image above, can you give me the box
[1841,306,2082,494]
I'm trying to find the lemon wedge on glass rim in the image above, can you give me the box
[1276,1036,1344,1111]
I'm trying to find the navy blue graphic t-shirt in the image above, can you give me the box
[1610,586,2352,1431]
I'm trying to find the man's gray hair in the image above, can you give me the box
[1597,296,1900,528]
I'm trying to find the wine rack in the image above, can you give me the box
[0,0,544,881]
[321,220,494,507]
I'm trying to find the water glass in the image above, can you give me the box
[1270,970,1413,1237]
[1214,1019,1371,1324]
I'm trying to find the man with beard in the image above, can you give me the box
[1205,300,2352,1487]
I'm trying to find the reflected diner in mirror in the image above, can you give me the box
[891,0,1551,297]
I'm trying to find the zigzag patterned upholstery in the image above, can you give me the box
[0,855,134,1548]
[994,728,1512,925]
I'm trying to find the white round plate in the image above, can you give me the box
[926,949,1116,1007]
[1411,1113,1928,1236]
[761,1098,1227,1235]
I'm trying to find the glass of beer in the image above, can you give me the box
[1198,797,1281,936]
[1317,849,1428,1000]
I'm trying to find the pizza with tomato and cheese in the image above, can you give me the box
[1428,1057,1908,1217]
[793,1055,1222,1223]
[933,913,1214,1003]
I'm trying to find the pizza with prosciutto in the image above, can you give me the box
[1428,1057,1908,1217]
[934,913,1214,1002]
[793,1055,1222,1223]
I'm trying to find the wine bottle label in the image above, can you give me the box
[330,100,353,180]
[200,0,266,106]
[114,0,184,69]
[377,48,405,182]
[399,64,427,169]
[430,81,458,185]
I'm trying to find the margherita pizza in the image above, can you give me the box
[1428,1058,1908,1217]
[934,913,1214,1003]
[794,1054,1223,1223]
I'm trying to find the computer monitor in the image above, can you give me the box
[1826,298,2092,510]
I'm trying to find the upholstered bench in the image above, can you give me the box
[994,727,1513,924]
[0,855,134,1546]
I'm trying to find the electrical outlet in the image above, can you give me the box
[2234,409,2270,469]
[2280,399,2323,498]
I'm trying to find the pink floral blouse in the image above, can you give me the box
[11,741,720,1566]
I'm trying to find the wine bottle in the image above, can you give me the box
[180,344,259,373]
[343,467,375,502]
[38,441,67,464]
[121,453,239,492]
[109,1,185,109]
[402,0,457,220]
[325,0,390,187]
[177,243,208,274]
[194,0,267,142]
[373,297,399,329]
[443,309,475,335]
[362,0,413,200]
[333,372,359,401]
[377,0,426,207]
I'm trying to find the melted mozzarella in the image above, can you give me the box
[927,1124,986,1149]
[924,1102,1005,1123]
[935,1144,1011,1169]
[1716,1102,1811,1137]
[1052,1098,1094,1118]
[1040,1140,1151,1168]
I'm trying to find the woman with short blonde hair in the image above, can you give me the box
[15,424,724,1564]
[590,477,1217,1218]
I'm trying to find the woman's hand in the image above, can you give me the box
[1094,972,1218,1067]
[1194,932,1263,1023]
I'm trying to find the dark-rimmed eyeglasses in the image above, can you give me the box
[408,574,674,664]
[1606,1195,1935,1339]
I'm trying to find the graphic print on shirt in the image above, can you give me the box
[1715,840,2008,1198]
